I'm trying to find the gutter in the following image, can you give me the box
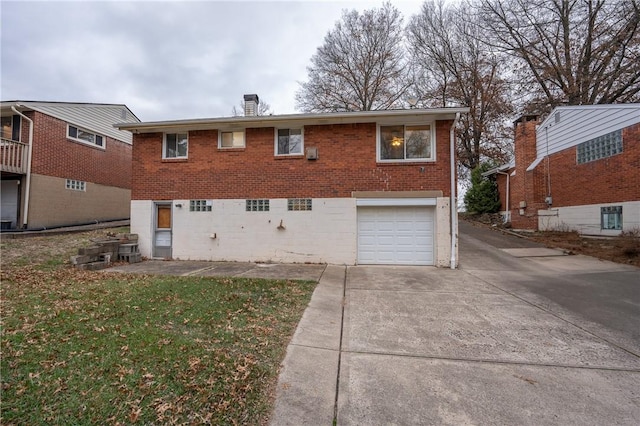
[115,107,471,133]
[11,105,33,229]
[450,113,461,269]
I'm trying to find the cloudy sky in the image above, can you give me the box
[2,0,424,122]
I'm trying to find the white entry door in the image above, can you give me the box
[1,179,20,229]
[357,206,434,265]
[153,203,172,259]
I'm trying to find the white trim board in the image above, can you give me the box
[356,198,438,207]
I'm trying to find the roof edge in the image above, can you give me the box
[481,161,514,177]
[116,107,470,132]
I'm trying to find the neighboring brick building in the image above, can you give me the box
[1,101,139,229]
[486,104,640,235]
[118,96,468,266]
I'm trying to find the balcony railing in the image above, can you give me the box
[1,137,28,174]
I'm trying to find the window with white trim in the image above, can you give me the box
[190,200,212,212]
[275,128,303,155]
[288,198,312,211]
[67,125,104,148]
[379,124,433,161]
[1,115,21,141]
[219,130,245,148]
[246,199,270,212]
[163,133,188,159]
[577,130,623,164]
[65,179,86,191]
[601,206,622,230]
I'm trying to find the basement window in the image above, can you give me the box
[577,130,623,164]
[65,179,86,191]
[246,199,270,212]
[68,125,105,149]
[288,198,312,211]
[601,206,622,230]
[189,200,212,212]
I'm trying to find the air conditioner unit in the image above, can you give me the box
[306,147,318,160]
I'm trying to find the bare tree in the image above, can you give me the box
[480,0,640,110]
[296,2,412,112]
[231,98,273,116]
[407,0,514,170]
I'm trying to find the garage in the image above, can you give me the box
[357,205,434,265]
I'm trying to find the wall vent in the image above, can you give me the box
[306,147,318,160]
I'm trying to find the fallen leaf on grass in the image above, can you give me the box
[129,406,141,423]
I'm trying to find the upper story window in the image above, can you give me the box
[219,130,245,148]
[577,130,622,164]
[164,133,188,159]
[379,124,433,161]
[68,124,104,148]
[1,115,21,141]
[275,128,303,155]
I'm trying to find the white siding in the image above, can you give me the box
[23,102,138,144]
[536,104,640,158]
[538,201,640,236]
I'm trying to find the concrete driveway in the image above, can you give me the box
[271,221,640,425]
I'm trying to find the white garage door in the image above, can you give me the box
[358,206,434,265]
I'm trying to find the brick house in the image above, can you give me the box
[1,101,139,230]
[485,104,640,235]
[117,96,468,267]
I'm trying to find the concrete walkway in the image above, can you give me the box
[270,265,345,425]
[270,225,640,425]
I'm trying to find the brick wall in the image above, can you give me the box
[506,119,639,230]
[30,111,132,189]
[132,121,454,200]
[510,116,547,229]
[545,122,640,207]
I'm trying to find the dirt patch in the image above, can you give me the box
[0,228,128,270]
[462,214,640,268]
[526,230,640,267]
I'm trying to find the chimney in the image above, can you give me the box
[243,94,260,116]
[513,114,540,168]
[511,113,544,230]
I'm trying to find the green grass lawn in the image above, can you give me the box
[1,231,316,425]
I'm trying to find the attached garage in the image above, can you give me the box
[357,203,435,266]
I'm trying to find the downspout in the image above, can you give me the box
[449,113,460,269]
[11,105,34,229]
[496,170,510,223]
